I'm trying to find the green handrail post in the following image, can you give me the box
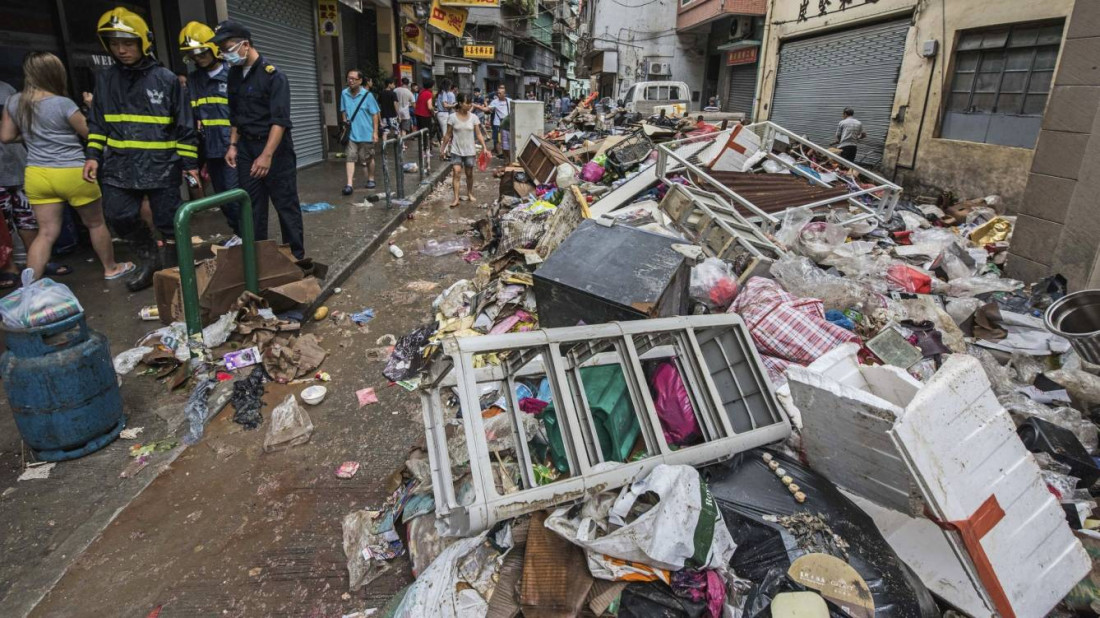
[175,188,257,338]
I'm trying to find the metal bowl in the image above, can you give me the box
[1044,289,1100,364]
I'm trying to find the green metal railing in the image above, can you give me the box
[174,188,258,337]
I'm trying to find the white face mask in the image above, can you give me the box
[222,41,246,66]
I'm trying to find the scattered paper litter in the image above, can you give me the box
[357,388,379,407]
[120,427,144,440]
[18,462,56,481]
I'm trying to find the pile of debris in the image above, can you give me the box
[353,120,1100,617]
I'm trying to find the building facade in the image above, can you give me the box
[577,0,708,105]
[676,0,766,116]
[756,0,1074,210]
[1006,1,1100,290]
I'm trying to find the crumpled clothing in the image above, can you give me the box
[519,397,549,415]
[730,277,861,386]
[670,569,727,618]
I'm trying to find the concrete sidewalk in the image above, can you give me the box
[0,158,449,616]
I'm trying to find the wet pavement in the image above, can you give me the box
[0,156,449,616]
[3,157,498,616]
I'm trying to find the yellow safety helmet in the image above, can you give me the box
[97,7,153,56]
[179,21,220,58]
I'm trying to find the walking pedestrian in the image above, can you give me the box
[212,20,305,259]
[487,84,512,158]
[434,79,456,144]
[0,79,41,289]
[179,21,240,236]
[338,70,380,196]
[414,79,435,152]
[2,52,133,282]
[440,93,488,209]
[394,77,415,136]
[378,78,400,142]
[832,107,866,163]
[84,7,199,291]
[471,87,486,126]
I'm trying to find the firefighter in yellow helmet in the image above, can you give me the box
[83,7,199,291]
[179,21,240,236]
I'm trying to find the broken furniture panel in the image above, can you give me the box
[420,315,790,537]
[788,346,1091,618]
[533,219,689,329]
[658,183,783,270]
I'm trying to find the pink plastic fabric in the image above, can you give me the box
[651,361,701,446]
[581,161,605,182]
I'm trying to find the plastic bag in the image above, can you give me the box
[885,263,932,294]
[0,269,83,329]
[947,275,1023,297]
[113,346,154,375]
[555,162,578,189]
[819,240,880,278]
[774,207,813,250]
[477,149,491,172]
[394,525,513,618]
[708,450,940,618]
[383,323,437,382]
[420,237,474,257]
[797,221,847,263]
[545,464,736,572]
[689,258,739,311]
[263,394,314,452]
[581,161,606,182]
[651,362,701,446]
[1045,368,1100,408]
[769,255,884,314]
[182,377,216,445]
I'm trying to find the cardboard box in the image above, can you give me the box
[154,240,311,325]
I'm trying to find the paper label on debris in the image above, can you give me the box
[708,124,761,172]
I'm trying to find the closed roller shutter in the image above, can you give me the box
[724,62,756,118]
[227,0,324,167]
[770,19,910,167]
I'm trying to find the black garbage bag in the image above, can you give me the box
[703,450,939,618]
[231,366,265,429]
[619,581,707,618]
[382,322,437,382]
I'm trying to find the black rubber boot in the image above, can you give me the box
[157,238,178,271]
[126,228,158,292]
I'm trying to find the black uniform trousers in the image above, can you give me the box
[236,136,304,259]
[100,183,180,239]
[205,157,242,236]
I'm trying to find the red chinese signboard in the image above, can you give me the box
[727,47,758,66]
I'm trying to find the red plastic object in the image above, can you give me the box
[886,263,932,294]
[477,150,491,172]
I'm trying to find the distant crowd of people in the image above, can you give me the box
[0,4,583,296]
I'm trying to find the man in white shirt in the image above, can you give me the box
[486,84,511,158]
[394,77,415,135]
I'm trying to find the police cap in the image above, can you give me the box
[211,20,251,45]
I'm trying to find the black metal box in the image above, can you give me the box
[534,219,689,328]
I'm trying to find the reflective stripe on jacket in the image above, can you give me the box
[188,65,231,158]
[85,56,198,189]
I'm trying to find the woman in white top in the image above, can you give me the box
[441,93,488,208]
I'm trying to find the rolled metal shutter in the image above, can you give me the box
[341,5,360,75]
[227,0,324,167]
[724,62,756,117]
[770,19,910,167]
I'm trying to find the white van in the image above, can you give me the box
[620,81,692,116]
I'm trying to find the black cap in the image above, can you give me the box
[211,20,251,44]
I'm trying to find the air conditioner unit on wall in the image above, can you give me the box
[647,61,671,76]
[730,15,754,41]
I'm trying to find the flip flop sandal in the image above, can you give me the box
[366,180,377,189]
[0,272,18,290]
[44,262,72,276]
[105,262,136,281]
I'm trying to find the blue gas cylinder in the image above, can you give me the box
[1,313,125,461]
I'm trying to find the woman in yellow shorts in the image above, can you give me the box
[0,52,132,281]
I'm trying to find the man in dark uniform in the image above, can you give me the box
[179,21,240,236]
[211,20,304,258]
